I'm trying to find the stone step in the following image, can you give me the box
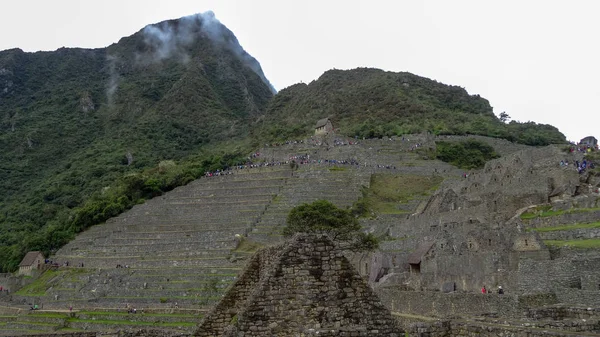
[97,235,238,246]
[5,321,59,332]
[49,256,234,269]
[76,311,201,323]
[66,318,195,333]
[64,248,231,259]
[18,313,69,325]
[97,227,247,239]
[536,225,600,241]
[63,244,236,256]
[168,186,282,197]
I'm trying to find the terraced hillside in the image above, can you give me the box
[0,135,551,335]
[2,167,293,335]
[517,198,600,306]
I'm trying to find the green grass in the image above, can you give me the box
[544,239,600,249]
[328,166,347,172]
[57,327,86,332]
[26,312,69,318]
[13,320,58,327]
[233,238,264,253]
[531,222,600,232]
[15,268,92,296]
[67,318,197,327]
[362,173,443,214]
[79,311,200,318]
[521,206,600,220]
[15,270,58,296]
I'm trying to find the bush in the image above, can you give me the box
[284,200,378,251]
[436,140,499,169]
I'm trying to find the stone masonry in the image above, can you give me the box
[195,234,403,336]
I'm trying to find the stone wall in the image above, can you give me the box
[196,234,403,336]
[407,320,599,337]
[13,330,189,337]
[376,288,558,319]
[517,256,600,296]
[195,245,281,336]
[556,289,600,307]
[526,305,600,320]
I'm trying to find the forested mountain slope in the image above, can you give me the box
[0,12,274,271]
[0,13,568,272]
[257,68,565,146]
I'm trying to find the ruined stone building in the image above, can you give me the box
[18,251,44,276]
[315,117,333,136]
[196,234,402,337]
[580,135,598,147]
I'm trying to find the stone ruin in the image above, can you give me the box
[2,135,599,336]
[195,233,402,336]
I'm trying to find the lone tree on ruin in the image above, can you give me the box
[284,199,379,251]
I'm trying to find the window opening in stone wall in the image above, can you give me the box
[525,239,528,246]
[488,239,491,246]
[469,242,473,249]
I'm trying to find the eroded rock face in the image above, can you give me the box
[196,234,403,337]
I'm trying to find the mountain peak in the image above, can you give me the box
[133,11,275,93]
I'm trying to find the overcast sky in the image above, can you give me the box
[1,0,598,142]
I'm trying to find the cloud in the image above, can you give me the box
[139,11,276,93]
[106,54,119,108]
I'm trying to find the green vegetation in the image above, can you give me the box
[521,206,600,220]
[435,139,500,169]
[15,268,89,296]
[0,17,273,272]
[530,222,600,232]
[233,238,264,253]
[66,317,197,327]
[257,68,565,146]
[78,311,200,318]
[284,200,378,251]
[0,26,567,272]
[356,174,443,215]
[26,312,69,318]
[15,269,59,296]
[544,239,600,249]
[328,166,347,172]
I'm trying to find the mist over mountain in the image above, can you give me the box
[0,12,274,271]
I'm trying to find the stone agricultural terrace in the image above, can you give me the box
[0,134,599,336]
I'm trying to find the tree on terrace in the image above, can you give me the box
[283,199,378,251]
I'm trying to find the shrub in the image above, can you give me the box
[435,140,499,169]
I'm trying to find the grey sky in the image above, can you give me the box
[1,0,597,143]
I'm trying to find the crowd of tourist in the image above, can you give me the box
[560,159,595,174]
[264,137,363,148]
